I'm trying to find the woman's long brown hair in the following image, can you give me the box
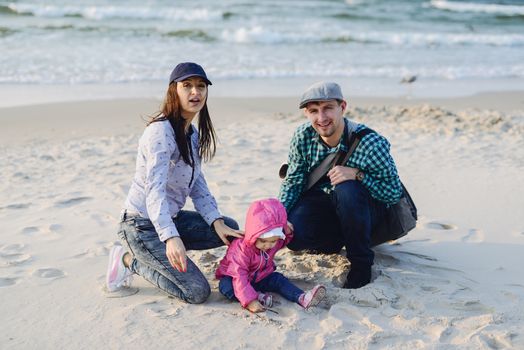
[148,83,217,165]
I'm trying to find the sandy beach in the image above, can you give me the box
[1,90,523,349]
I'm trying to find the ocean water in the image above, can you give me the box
[1,0,523,91]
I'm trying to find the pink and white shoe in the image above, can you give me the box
[257,292,273,308]
[298,285,326,309]
[106,245,133,292]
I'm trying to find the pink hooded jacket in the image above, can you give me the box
[215,198,292,307]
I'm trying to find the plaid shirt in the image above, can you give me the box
[278,118,402,212]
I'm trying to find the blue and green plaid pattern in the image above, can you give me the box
[278,118,402,212]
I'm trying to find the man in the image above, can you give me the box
[278,81,402,288]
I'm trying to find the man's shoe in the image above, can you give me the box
[106,245,133,292]
[343,264,371,289]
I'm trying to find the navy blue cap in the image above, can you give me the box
[169,62,212,85]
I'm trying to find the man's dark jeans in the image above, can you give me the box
[287,180,387,266]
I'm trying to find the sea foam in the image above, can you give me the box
[6,3,223,21]
[430,0,524,16]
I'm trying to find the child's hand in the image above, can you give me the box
[285,221,294,235]
[246,300,265,313]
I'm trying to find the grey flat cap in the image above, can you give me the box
[299,81,344,109]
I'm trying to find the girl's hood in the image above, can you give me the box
[244,198,287,246]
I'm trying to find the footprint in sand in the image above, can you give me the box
[49,224,63,233]
[0,277,20,287]
[12,172,30,180]
[462,229,484,243]
[39,155,55,161]
[231,138,251,147]
[200,252,218,263]
[71,240,115,259]
[0,253,31,267]
[0,243,31,267]
[21,226,40,235]
[71,246,110,259]
[20,225,61,240]
[440,314,501,345]
[480,333,513,350]
[438,327,455,343]
[317,260,335,268]
[295,262,312,273]
[54,196,93,208]
[32,268,65,279]
[0,243,26,253]
[324,303,365,329]
[348,287,399,308]
[216,179,235,186]
[420,285,440,292]
[103,285,139,298]
[139,301,181,319]
[2,203,31,210]
[90,213,112,227]
[449,299,491,313]
[426,221,457,230]
[79,148,103,157]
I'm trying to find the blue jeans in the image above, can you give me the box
[287,181,387,266]
[219,272,304,304]
[117,210,238,304]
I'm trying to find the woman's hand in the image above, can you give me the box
[165,236,187,272]
[246,300,265,313]
[213,219,244,246]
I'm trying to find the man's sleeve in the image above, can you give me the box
[278,129,308,212]
[359,134,402,205]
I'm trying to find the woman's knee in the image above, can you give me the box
[184,281,211,304]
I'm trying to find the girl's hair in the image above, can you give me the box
[148,82,217,165]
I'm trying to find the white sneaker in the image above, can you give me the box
[106,245,133,292]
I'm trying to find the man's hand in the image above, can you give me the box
[166,237,187,272]
[213,219,244,246]
[246,300,265,313]
[327,166,359,186]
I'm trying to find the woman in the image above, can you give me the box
[106,62,242,304]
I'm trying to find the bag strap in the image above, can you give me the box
[306,123,352,190]
[306,152,339,190]
[337,127,375,166]
[306,124,372,191]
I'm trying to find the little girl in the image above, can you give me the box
[216,198,326,313]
